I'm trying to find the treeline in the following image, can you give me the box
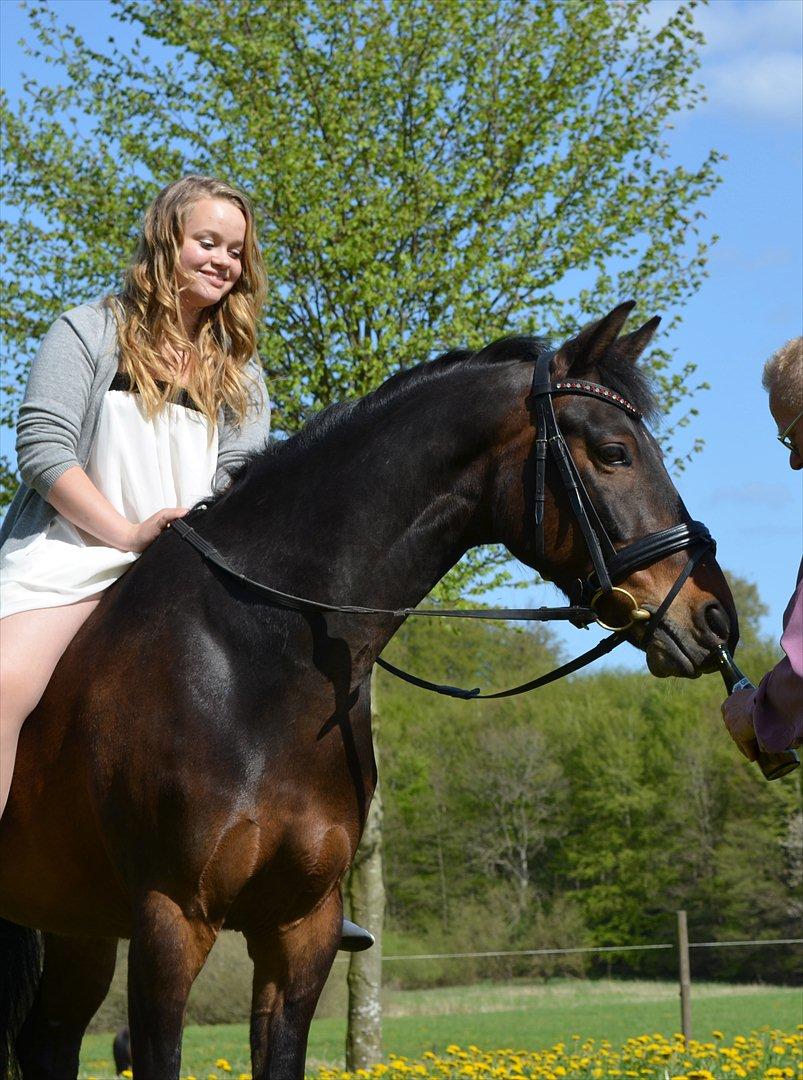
[377,577,802,985]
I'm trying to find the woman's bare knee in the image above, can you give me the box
[0,667,44,732]
[0,598,101,727]
[0,598,100,819]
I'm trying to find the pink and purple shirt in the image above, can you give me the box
[751,558,803,752]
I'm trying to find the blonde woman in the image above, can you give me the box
[0,176,271,818]
[0,175,373,951]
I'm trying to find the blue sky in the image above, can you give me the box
[2,0,801,676]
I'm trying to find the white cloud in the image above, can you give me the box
[694,0,802,55]
[644,0,803,124]
[705,50,802,122]
[712,244,795,270]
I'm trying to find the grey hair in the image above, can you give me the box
[762,337,803,412]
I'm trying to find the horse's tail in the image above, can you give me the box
[0,918,42,1080]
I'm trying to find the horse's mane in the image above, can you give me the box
[213,333,658,500]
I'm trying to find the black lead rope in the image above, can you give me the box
[376,631,625,700]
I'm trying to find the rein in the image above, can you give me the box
[169,349,715,699]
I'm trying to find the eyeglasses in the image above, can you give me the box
[777,407,803,454]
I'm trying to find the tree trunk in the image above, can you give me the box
[346,672,385,1069]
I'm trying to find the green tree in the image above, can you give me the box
[3,0,719,498]
[380,574,801,987]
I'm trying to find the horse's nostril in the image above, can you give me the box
[704,601,730,641]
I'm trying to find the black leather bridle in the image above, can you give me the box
[529,348,714,618]
[170,348,716,699]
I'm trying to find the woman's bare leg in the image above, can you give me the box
[0,597,101,818]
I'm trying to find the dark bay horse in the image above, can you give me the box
[0,304,737,1078]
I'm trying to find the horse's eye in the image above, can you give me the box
[598,443,630,466]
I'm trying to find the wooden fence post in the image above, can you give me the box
[677,909,692,1043]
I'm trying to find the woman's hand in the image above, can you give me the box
[126,507,189,552]
[48,467,190,552]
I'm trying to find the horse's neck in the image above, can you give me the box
[212,367,523,619]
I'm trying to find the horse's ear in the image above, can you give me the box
[553,300,636,377]
[616,316,661,363]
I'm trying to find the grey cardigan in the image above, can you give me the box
[0,298,271,558]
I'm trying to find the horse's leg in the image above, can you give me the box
[16,933,117,1080]
[127,892,216,1080]
[247,889,342,1080]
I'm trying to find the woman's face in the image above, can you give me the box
[177,198,247,320]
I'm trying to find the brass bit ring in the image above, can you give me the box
[590,586,652,632]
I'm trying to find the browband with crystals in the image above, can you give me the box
[552,380,642,419]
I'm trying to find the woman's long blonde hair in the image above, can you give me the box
[110,175,267,426]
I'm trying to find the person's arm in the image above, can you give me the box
[17,308,186,551]
[722,574,803,757]
[214,358,271,490]
[750,576,803,752]
[47,466,187,553]
[16,312,99,497]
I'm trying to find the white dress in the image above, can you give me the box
[0,381,218,619]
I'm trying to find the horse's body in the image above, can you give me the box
[0,307,737,1078]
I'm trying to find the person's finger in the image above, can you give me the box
[734,734,759,762]
[721,695,759,761]
[159,507,189,529]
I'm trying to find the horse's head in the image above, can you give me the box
[496,302,737,677]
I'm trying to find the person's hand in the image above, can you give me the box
[721,689,759,761]
[126,507,189,552]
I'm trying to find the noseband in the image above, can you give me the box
[171,348,716,699]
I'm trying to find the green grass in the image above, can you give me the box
[77,979,802,1077]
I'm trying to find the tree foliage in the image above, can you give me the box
[2,0,720,530]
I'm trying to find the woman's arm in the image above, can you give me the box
[48,466,187,553]
[16,311,101,497]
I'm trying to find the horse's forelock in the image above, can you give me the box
[594,346,660,424]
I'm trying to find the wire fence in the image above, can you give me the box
[376,936,803,962]
[335,919,803,1041]
[333,935,803,965]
